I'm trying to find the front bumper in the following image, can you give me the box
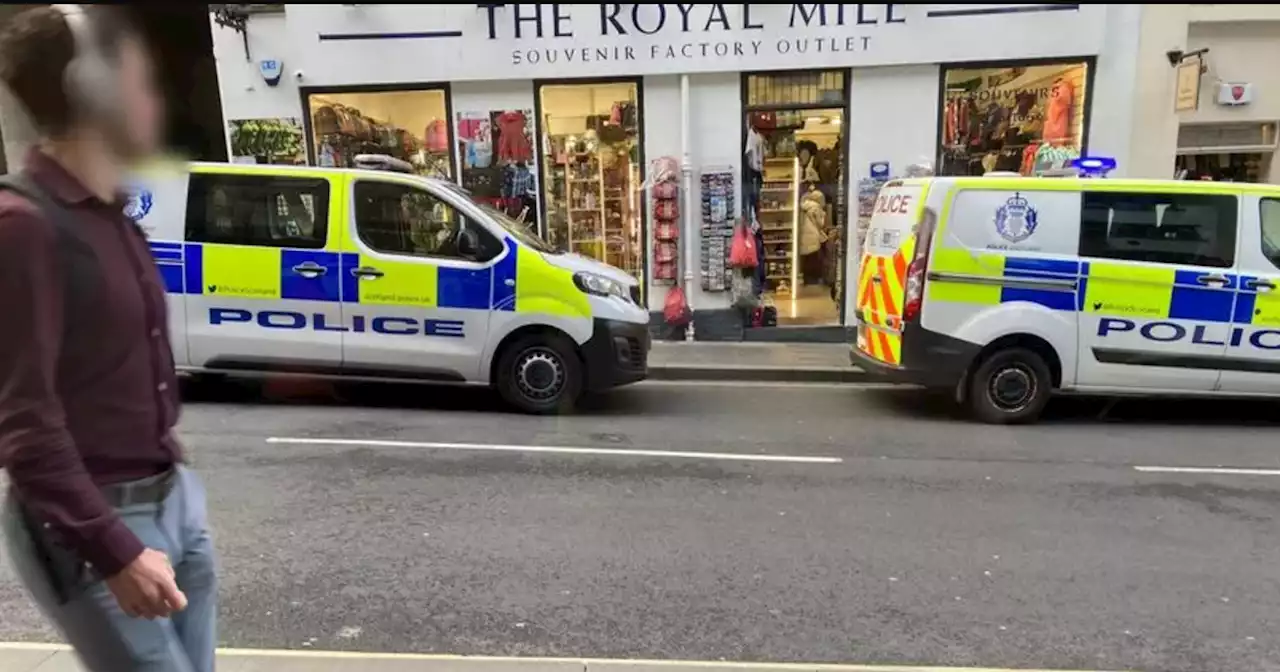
[581,318,650,391]
[851,321,981,389]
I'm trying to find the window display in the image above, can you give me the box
[743,70,847,327]
[938,61,1090,177]
[537,81,644,282]
[305,88,454,178]
[457,109,540,233]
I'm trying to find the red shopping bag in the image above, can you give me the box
[664,286,692,326]
[729,224,758,268]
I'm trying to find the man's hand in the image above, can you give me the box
[104,548,187,619]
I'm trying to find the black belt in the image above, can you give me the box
[101,469,176,508]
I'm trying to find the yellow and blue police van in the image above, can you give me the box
[852,160,1280,424]
[126,157,650,414]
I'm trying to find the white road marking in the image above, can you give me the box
[266,437,842,464]
[1134,465,1280,476]
[0,642,1114,671]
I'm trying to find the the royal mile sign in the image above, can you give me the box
[282,4,1107,83]
[477,4,909,67]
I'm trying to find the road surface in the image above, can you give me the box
[1,380,1278,672]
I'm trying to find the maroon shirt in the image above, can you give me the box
[0,150,182,576]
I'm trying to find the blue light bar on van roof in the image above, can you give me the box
[1070,156,1117,178]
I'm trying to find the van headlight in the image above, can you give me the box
[573,272,628,300]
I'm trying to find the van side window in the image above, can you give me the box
[352,181,501,262]
[185,174,328,249]
[1260,198,1280,270]
[1078,191,1237,268]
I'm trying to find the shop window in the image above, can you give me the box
[938,60,1090,177]
[743,70,848,327]
[352,181,501,262]
[536,81,644,281]
[1175,152,1271,183]
[1078,191,1236,268]
[305,88,454,179]
[185,173,328,249]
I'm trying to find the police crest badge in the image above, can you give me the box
[123,188,154,222]
[995,192,1038,243]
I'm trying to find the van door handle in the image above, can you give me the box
[1247,278,1277,291]
[1195,274,1229,286]
[290,262,327,279]
[350,266,384,280]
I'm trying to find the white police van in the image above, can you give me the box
[852,159,1280,423]
[128,157,650,414]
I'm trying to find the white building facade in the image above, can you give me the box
[212,3,1144,339]
[1126,4,1280,183]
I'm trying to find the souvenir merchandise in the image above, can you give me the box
[664,286,692,327]
[496,111,534,163]
[457,109,541,233]
[308,96,451,178]
[938,62,1088,177]
[649,155,681,284]
[540,84,642,279]
[699,168,736,292]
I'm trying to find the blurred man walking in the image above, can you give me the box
[0,6,216,671]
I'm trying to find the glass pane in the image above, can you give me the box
[746,71,845,108]
[537,82,643,280]
[308,90,452,178]
[938,61,1089,177]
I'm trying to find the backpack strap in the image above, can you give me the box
[0,173,102,371]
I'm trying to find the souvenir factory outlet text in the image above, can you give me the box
[479,3,906,65]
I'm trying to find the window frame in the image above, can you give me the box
[1076,190,1240,269]
[1259,197,1280,271]
[184,172,330,249]
[350,178,503,264]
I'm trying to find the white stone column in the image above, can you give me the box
[1126,4,1192,179]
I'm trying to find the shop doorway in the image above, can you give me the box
[534,79,645,283]
[300,85,455,178]
[743,70,848,327]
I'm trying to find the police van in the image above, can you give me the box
[128,158,650,414]
[852,162,1280,423]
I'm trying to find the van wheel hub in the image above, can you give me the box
[516,349,564,400]
[988,365,1035,412]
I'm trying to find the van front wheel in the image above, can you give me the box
[966,348,1052,424]
[495,334,583,415]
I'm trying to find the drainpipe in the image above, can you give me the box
[680,74,696,341]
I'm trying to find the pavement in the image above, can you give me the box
[648,342,862,383]
[2,380,1280,672]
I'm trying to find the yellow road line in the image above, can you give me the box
[0,642,1119,672]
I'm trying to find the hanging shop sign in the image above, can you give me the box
[1174,59,1202,112]
[279,4,1109,84]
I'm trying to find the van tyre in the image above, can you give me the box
[967,348,1052,425]
[495,334,583,415]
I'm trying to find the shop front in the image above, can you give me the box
[210,3,1142,341]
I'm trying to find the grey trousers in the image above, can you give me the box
[2,466,218,672]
